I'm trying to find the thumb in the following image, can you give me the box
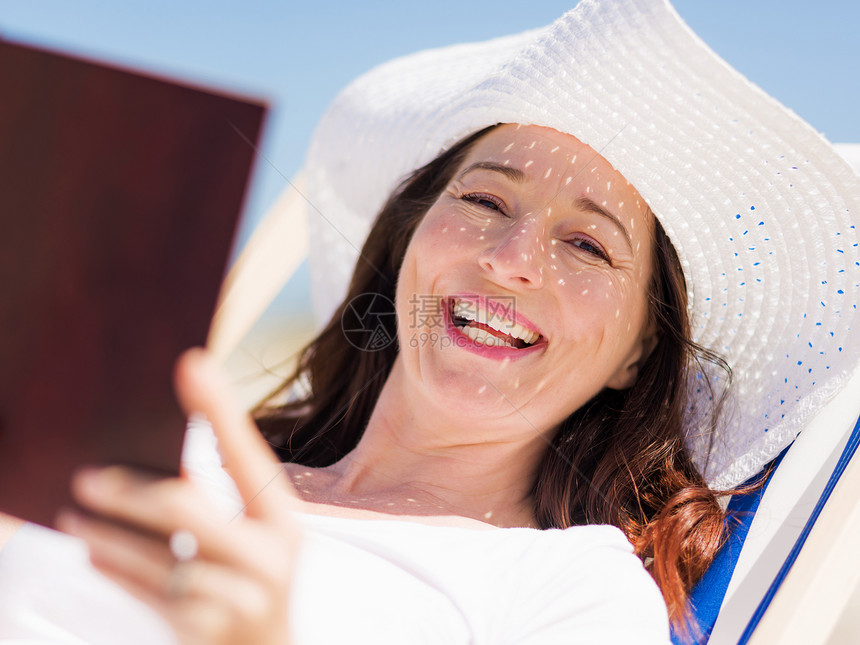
[173,348,298,520]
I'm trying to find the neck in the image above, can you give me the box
[324,360,549,528]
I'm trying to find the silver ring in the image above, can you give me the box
[169,529,199,562]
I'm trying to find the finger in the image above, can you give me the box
[76,547,239,645]
[58,506,283,602]
[83,543,287,645]
[174,348,299,521]
[67,467,275,571]
[56,508,174,593]
[164,564,290,645]
[165,567,289,645]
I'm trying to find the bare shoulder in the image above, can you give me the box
[0,512,25,550]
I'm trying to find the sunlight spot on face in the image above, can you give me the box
[615,309,621,318]
[503,142,514,153]
[588,224,597,230]
[550,146,560,153]
[550,264,558,271]
[565,176,572,185]
[459,227,466,232]
[528,140,537,149]
[550,239,558,246]
[406,498,416,503]
[558,278,566,286]
[484,511,494,519]
[586,186,593,193]
[550,252,557,259]
[618,201,624,208]
[581,289,589,296]
[601,200,608,207]
[478,235,485,240]
[630,219,636,230]
[591,167,598,174]
[544,167,553,179]
[607,181,612,190]
[524,160,534,168]
[387,502,395,507]
[441,226,448,233]
[477,384,487,394]
[503,159,512,166]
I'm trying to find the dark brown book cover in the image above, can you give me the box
[0,40,267,527]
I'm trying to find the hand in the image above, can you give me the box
[57,348,301,645]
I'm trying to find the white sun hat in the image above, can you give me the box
[302,0,860,490]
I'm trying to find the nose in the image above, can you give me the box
[477,216,544,289]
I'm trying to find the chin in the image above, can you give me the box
[414,356,537,425]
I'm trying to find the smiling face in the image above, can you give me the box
[394,124,656,439]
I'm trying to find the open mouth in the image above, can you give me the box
[448,297,542,349]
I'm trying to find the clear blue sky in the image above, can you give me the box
[2,0,857,260]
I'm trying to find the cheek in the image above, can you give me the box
[416,205,495,253]
[557,272,647,338]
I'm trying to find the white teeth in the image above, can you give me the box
[452,299,539,345]
[461,324,515,348]
[508,322,540,345]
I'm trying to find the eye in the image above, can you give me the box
[569,236,611,263]
[460,192,507,215]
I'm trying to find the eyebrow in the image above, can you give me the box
[573,197,632,250]
[457,161,526,183]
[458,161,633,251]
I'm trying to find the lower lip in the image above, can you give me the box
[443,303,545,360]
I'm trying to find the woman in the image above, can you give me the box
[60,124,677,644]
[8,0,859,643]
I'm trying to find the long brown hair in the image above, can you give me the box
[256,125,730,634]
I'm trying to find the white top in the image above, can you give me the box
[0,424,670,644]
[290,514,670,644]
